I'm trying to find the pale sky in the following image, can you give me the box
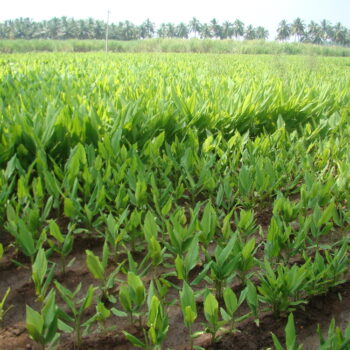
[1,0,349,38]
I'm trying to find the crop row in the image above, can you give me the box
[0,53,350,349]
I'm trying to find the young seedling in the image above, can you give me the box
[235,209,258,238]
[32,248,56,302]
[54,281,95,349]
[306,244,348,296]
[0,288,12,327]
[175,236,199,284]
[105,210,128,261]
[179,282,197,349]
[271,313,303,350]
[258,259,309,317]
[165,207,199,256]
[203,292,225,345]
[47,220,74,275]
[113,271,146,327]
[199,202,217,250]
[265,216,306,264]
[317,318,350,349]
[6,204,47,263]
[234,236,257,283]
[142,212,166,273]
[242,280,260,326]
[220,287,248,333]
[85,241,122,301]
[194,234,238,300]
[83,301,111,334]
[123,295,169,350]
[26,290,60,350]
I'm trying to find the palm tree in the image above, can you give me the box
[276,20,291,41]
[95,20,105,40]
[291,18,305,42]
[222,21,233,39]
[176,22,189,38]
[140,19,155,39]
[255,26,269,40]
[166,23,176,38]
[210,18,222,39]
[307,21,323,44]
[157,23,167,38]
[333,22,347,45]
[244,25,256,40]
[199,23,212,39]
[232,19,244,40]
[189,17,201,38]
[320,19,332,42]
[47,17,60,39]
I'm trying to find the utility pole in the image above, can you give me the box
[105,10,110,53]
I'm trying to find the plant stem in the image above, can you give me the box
[189,324,194,350]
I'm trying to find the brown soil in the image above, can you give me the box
[1,233,350,350]
[213,282,350,350]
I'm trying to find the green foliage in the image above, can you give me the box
[179,282,197,349]
[114,271,146,326]
[271,313,303,350]
[123,295,169,350]
[32,248,56,302]
[272,314,350,350]
[47,220,74,275]
[203,292,224,344]
[6,204,46,262]
[83,301,111,333]
[220,287,248,333]
[258,259,309,316]
[26,290,60,350]
[175,236,199,283]
[0,288,12,326]
[193,234,238,299]
[2,52,350,350]
[85,241,122,300]
[54,281,95,348]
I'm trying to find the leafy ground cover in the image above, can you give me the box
[0,53,350,349]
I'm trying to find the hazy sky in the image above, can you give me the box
[2,0,349,38]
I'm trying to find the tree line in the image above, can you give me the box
[0,17,349,46]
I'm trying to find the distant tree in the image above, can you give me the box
[244,25,256,40]
[291,18,305,42]
[333,22,347,45]
[157,22,176,38]
[255,26,269,40]
[157,23,167,38]
[140,19,155,39]
[166,23,176,38]
[176,22,189,38]
[222,21,233,39]
[320,19,332,42]
[307,21,323,44]
[210,18,222,39]
[232,19,245,40]
[47,17,59,39]
[199,23,212,39]
[0,15,349,45]
[276,20,291,41]
[94,20,105,40]
[189,17,201,38]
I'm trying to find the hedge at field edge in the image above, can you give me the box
[1,38,350,56]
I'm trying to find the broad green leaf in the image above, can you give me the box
[85,250,104,280]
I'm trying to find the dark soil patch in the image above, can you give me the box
[213,282,350,350]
